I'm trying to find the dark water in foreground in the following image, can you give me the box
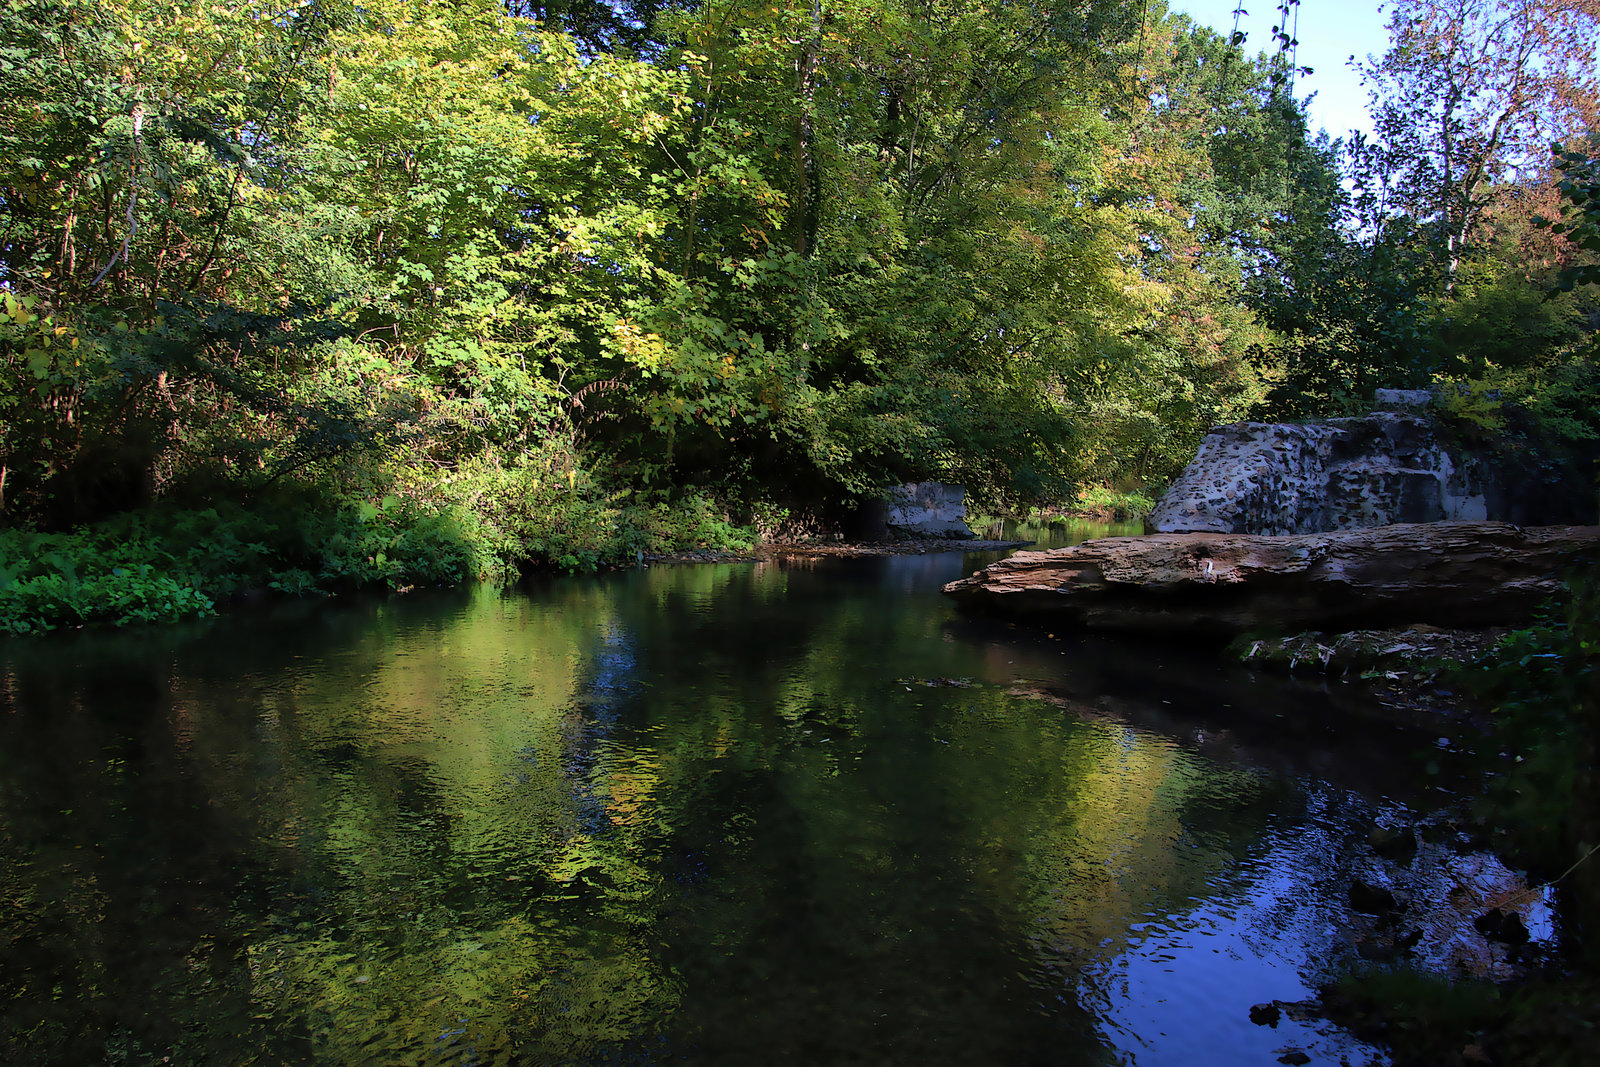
[0,525,1460,1065]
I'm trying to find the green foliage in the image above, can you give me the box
[1255,7,1600,425]
[1429,355,1600,524]
[24,0,1590,630]
[0,550,214,635]
[0,494,488,634]
[1518,352,1600,452]
[1325,967,1506,1064]
[1430,263,1588,381]
[0,0,1324,537]
[1533,146,1600,293]
[1432,377,1509,438]
[430,455,758,573]
[1254,231,1439,418]
[1071,484,1157,521]
[1326,969,1600,1067]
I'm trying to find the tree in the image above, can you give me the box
[0,0,352,523]
[571,0,1162,505]
[1355,0,1600,284]
[1064,15,1340,467]
[1536,143,1600,292]
[0,0,1360,532]
[0,0,691,524]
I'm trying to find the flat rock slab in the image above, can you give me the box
[942,522,1600,638]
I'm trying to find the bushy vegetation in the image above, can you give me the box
[2,7,1599,1063]
[0,487,760,633]
[1069,484,1158,522]
[1323,968,1600,1067]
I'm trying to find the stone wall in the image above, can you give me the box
[883,482,975,539]
[1149,414,1499,535]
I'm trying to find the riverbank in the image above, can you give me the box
[645,536,1034,565]
[1229,594,1600,1067]
[0,490,1048,636]
[0,489,772,635]
[928,529,1599,1066]
[1231,627,1507,722]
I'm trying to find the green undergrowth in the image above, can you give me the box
[462,469,761,573]
[0,495,483,635]
[1024,484,1158,524]
[0,484,760,635]
[1070,484,1157,521]
[1464,571,1599,885]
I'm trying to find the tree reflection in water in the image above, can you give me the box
[0,551,1448,1065]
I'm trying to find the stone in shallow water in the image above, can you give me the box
[1472,908,1531,945]
[1349,880,1399,916]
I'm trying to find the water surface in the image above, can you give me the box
[0,531,1454,1065]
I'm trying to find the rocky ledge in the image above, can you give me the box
[1230,626,1512,720]
[942,521,1600,638]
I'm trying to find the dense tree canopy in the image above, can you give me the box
[0,0,1595,555]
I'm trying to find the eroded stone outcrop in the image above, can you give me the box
[942,522,1600,637]
[1148,414,1503,535]
[883,482,975,539]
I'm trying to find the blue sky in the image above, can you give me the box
[1171,0,1393,139]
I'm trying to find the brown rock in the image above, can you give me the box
[941,522,1600,638]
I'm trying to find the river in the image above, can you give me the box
[0,522,1463,1065]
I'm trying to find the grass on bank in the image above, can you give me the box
[1017,484,1158,525]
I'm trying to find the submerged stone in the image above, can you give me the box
[1473,908,1531,945]
[1250,1002,1283,1027]
[1349,879,1400,916]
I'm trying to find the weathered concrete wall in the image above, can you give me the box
[884,482,975,539]
[1149,414,1500,535]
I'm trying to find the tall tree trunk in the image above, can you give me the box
[792,0,820,258]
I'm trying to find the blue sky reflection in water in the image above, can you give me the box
[0,532,1457,1065]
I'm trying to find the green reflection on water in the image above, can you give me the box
[1,562,1368,1065]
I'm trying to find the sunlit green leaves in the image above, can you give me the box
[0,0,1362,533]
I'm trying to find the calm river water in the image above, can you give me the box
[0,523,1459,1065]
